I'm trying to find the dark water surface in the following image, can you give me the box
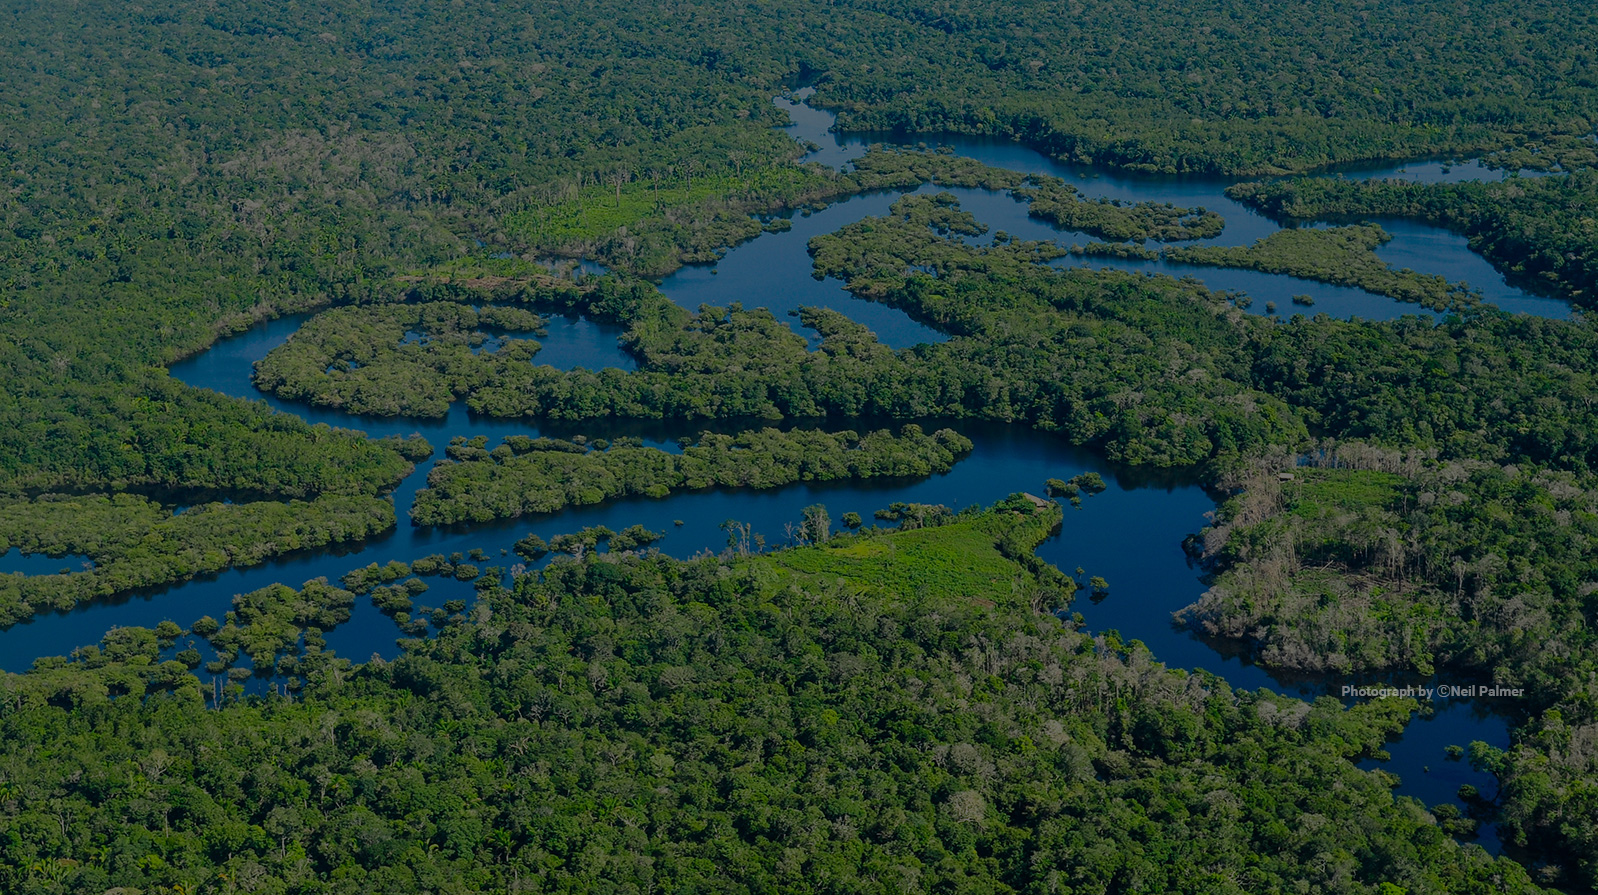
[167,313,642,444]
[0,95,1539,854]
[781,90,1573,322]
[0,548,96,577]
[657,186,950,349]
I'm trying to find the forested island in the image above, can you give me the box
[1228,172,1598,308]
[1161,225,1484,312]
[4,0,1598,891]
[410,426,974,525]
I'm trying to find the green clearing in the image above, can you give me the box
[765,508,1050,606]
[1,503,1542,892]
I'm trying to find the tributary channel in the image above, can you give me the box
[3,92,1571,855]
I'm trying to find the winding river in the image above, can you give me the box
[4,94,1572,854]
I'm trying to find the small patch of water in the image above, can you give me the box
[1372,219,1572,319]
[0,548,96,576]
[528,314,638,371]
[1357,699,1511,853]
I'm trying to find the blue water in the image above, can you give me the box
[170,313,641,442]
[1332,158,1547,184]
[781,92,1575,322]
[1372,219,1570,318]
[0,94,1540,852]
[0,415,1210,671]
[531,314,637,370]
[778,92,868,171]
[0,548,96,576]
[658,187,951,349]
[459,317,638,367]
[1357,699,1512,853]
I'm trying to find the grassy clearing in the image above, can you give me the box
[761,508,1054,607]
[503,165,826,249]
[1288,468,1406,517]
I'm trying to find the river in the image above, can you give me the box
[5,93,1568,854]
[774,90,1571,322]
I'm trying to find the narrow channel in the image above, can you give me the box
[2,93,1558,854]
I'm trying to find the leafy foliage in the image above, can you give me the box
[1182,456,1598,681]
[1181,451,1598,889]
[0,0,1596,885]
[276,195,1309,468]
[1163,225,1483,312]
[0,506,1542,894]
[846,150,1226,240]
[1488,711,1598,889]
[1228,172,1598,307]
[820,0,1598,174]
[411,425,974,526]
[255,302,555,418]
[0,494,394,628]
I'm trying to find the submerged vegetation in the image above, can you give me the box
[254,301,558,418]
[812,195,1598,475]
[1183,455,1598,682]
[2,0,1598,886]
[263,195,1305,468]
[1181,450,1598,888]
[0,504,1545,894]
[507,145,1230,278]
[1015,183,1223,241]
[0,494,395,629]
[260,190,1598,484]
[843,149,1226,241]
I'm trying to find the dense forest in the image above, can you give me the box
[263,193,1598,477]
[411,426,973,526]
[1228,172,1598,309]
[257,242,1301,467]
[1179,449,1598,886]
[2,0,1593,522]
[4,0,1598,889]
[0,504,1547,894]
[254,302,556,418]
[811,195,1598,475]
[0,493,395,629]
[1182,452,1598,684]
[1162,225,1483,312]
[820,0,1598,173]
